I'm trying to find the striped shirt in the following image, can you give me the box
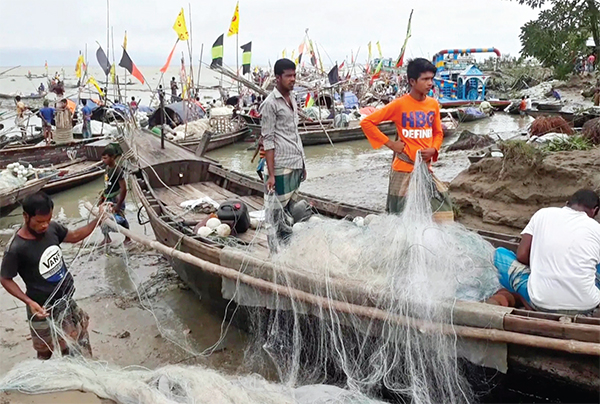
[260,88,305,170]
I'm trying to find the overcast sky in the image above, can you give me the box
[0,0,540,68]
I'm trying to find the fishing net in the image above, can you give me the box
[251,153,500,403]
[0,357,385,404]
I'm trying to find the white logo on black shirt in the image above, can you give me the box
[38,245,66,283]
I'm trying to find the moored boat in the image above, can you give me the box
[456,107,489,122]
[125,129,599,396]
[0,177,50,215]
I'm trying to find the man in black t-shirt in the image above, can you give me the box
[0,192,105,359]
[99,145,131,245]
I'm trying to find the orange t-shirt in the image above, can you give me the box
[519,100,527,111]
[360,94,443,173]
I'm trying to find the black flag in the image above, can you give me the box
[328,64,339,85]
[96,46,112,76]
[240,42,252,75]
[118,48,145,84]
[211,34,224,68]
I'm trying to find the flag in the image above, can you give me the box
[123,31,128,50]
[395,9,414,68]
[118,48,145,84]
[377,41,383,58]
[328,65,339,85]
[370,58,384,84]
[309,40,317,67]
[367,42,372,61]
[339,61,345,70]
[241,41,252,75]
[211,34,224,68]
[87,76,104,96]
[291,50,295,61]
[304,93,314,108]
[227,2,239,37]
[297,42,305,65]
[75,54,84,78]
[172,8,189,41]
[160,41,178,73]
[44,60,48,76]
[110,63,116,83]
[282,49,286,59]
[96,46,112,76]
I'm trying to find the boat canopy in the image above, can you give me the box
[148,101,206,128]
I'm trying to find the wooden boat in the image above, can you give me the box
[0,139,97,169]
[175,126,252,154]
[536,102,563,112]
[41,159,104,194]
[0,92,46,100]
[0,177,50,215]
[525,109,599,128]
[456,107,489,122]
[439,99,511,109]
[126,129,599,397]
[239,114,396,146]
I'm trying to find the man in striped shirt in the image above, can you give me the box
[260,59,307,249]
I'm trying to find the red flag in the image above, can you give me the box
[339,61,345,70]
[160,41,178,73]
[118,48,145,84]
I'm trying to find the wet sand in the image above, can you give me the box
[0,188,248,403]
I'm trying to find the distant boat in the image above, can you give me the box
[432,48,510,108]
[0,92,46,100]
[456,107,489,122]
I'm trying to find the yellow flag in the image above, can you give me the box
[87,76,104,97]
[123,31,128,49]
[75,54,84,78]
[110,64,116,84]
[291,49,295,60]
[368,41,372,61]
[282,49,287,58]
[227,2,239,37]
[173,8,189,40]
[377,41,383,58]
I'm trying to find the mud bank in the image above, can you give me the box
[450,148,600,234]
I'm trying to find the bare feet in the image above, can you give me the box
[98,237,112,247]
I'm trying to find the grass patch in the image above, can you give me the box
[498,140,546,179]
[543,135,592,152]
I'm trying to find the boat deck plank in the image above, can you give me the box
[153,181,270,251]
[132,130,203,169]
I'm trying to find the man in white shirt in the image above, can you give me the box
[491,189,600,314]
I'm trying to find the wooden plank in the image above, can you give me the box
[504,314,600,343]
[201,181,240,201]
[511,309,600,325]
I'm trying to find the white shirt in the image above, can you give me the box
[525,98,532,110]
[523,207,600,311]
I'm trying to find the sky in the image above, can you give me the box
[0,0,540,68]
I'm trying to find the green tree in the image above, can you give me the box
[511,0,600,78]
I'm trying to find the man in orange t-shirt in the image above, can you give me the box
[360,58,453,221]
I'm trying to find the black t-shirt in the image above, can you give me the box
[0,222,74,305]
[104,166,124,199]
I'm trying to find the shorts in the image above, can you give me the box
[27,298,91,359]
[494,247,600,314]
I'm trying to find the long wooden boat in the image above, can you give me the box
[525,109,599,128]
[125,129,599,398]
[0,138,97,169]
[240,114,397,146]
[0,92,46,100]
[0,178,50,215]
[41,160,104,194]
[439,99,511,109]
[174,127,252,153]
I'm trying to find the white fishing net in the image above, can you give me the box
[252,153,500,403]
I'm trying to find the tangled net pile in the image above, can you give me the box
[254,154,500,404]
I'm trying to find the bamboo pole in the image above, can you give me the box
[86,203,600,357]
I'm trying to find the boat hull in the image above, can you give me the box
[440,100,511,109]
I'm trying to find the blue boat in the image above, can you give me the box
[432,48,510,109]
